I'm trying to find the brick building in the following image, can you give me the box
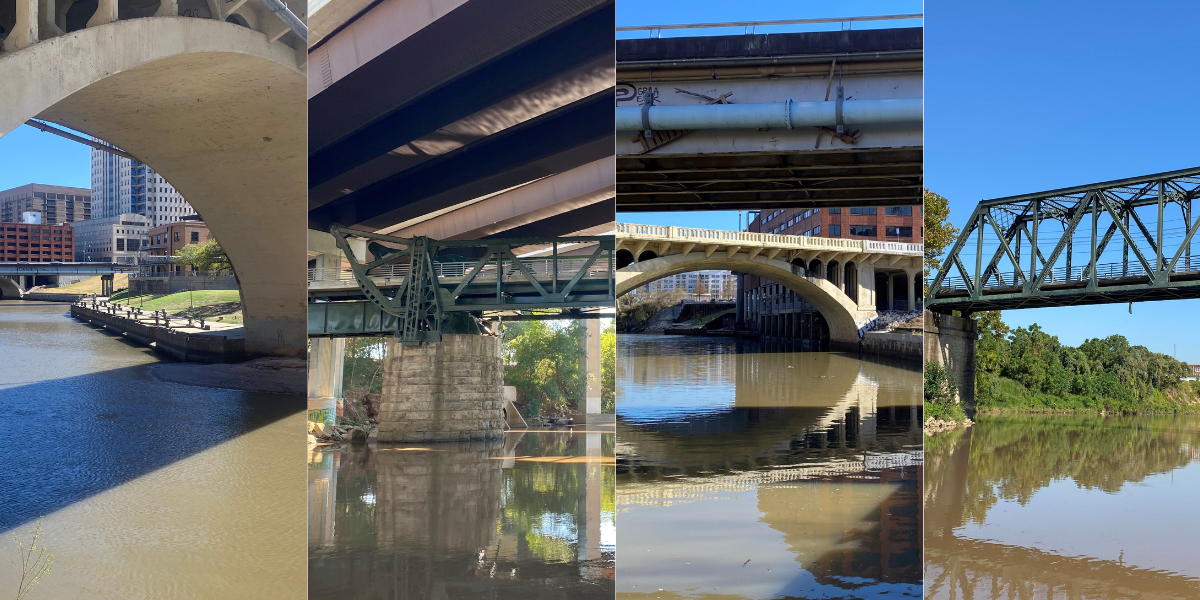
[146,218,214,275]
[0,222,75,262]
[748,205,922,242]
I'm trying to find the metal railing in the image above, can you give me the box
[616,223,921,255]
[617,14,923,37]
[308,257,610,287]
[938,256,1200,293]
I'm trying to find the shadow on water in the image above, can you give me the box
[0,301,303,533]
[925,416,1200,599]
[309,432,615,600]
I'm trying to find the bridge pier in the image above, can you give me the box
[307,337,345,425]
[578,318,603,417]
[377,334,505,443]
[923,311,978,415]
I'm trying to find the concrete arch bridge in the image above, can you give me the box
[0,4,307,355]
[615,223,921,348]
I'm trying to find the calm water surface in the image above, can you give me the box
[309,430,616,599]
[0,300,306,598]
[617,335,923,599]
[925,415,1200,599]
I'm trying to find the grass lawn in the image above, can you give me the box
[51,274,130,294]
[114,289,243,323]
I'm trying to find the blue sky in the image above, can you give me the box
[0,124,92,191]
[927,1,1200,361]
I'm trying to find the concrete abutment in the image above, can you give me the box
[923,311,978,414]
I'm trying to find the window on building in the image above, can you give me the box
[814,225,821,235]
[787,218,794,227]
[849,225,877,236]
[116,239,125,251]
[849,207,877,215]
[803,210,811,219]
[174,232,181,243]
[828,208,841,214]
[886,226,914,238]
[886,206,913,216]
[190,231,199,243]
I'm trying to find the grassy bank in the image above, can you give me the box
[48,274,129,294]
[112,289,243,323]
[977,374,1200,415]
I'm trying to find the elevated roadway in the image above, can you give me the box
[615,25,922,212]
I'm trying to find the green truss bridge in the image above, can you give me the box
[927,167,1200,314]
[308,225,615,340]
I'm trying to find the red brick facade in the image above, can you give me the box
[748,206,923,243]
[0,222,74,262]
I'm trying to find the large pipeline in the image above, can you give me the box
[615,98,922,131]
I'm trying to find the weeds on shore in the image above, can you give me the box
[11,519,53,600]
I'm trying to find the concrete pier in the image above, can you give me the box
[923,311,978,412]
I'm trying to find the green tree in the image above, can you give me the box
[501,321,586,417]
[600,320,615,413]
[923,189,960,291]
[173,239,232,276]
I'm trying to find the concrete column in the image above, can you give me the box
[906,270,917,312]
[924,311,979,416]
[307,449,337,549]
[887,273,895,311]
[2,0,37,52]
[155,0,179,16]
[307,337,345,424]
[579,318,602,416]
[734,273,745,329]
[86,0,118,28]
[38,0,62,39]
[377,334,504,442]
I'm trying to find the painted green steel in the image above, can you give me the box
[927,168,1200,314]
[311,224,616,341]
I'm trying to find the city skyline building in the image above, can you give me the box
[0,183,92,224]
[91,139,195,227]
[73,213,151,264]
[0,221,75,262]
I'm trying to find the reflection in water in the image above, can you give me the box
[617,335,922,599]
[309,431,616,599]
[925,416,1200,599]
[0,300,306,599]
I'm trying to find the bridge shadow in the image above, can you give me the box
[0,362,303,533]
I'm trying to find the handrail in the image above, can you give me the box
[616,223,921,255]
[617,14,923,35]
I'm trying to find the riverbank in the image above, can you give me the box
[151,357,306,394]
[977,375,1200,415]
[71,302,246,362]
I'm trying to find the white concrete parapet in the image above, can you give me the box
[616,222,919,256]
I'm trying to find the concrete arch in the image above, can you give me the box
[0,277,21,298]
[636,250,658,262]
[1,18,307,356]
[616,254,871,347]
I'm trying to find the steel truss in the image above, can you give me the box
[927,167,1200,314]
[309,224,616,342]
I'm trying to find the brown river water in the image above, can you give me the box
[616,334,923,600]
[925,415,1200,600]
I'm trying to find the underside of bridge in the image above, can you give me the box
[1,18,308,356]
[307,0,615,239]
[615,28,922,212]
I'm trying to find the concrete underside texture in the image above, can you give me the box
[0,276,20,298]
[377,334,506,443]
[617,254,870,349]
[0,18,307,357]
[924,311,978,414]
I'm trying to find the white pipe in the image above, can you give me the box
[614,98,922,131]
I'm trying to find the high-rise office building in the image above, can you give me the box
[91,140,195,227]
[0,183,92,224]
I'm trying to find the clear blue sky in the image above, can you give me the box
[0,124,92,191]
[617,0,921,232]
[927,1,1200,361]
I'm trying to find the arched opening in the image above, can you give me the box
[844,262,857,304]
[892,273,911,311]
[637,250,658,263]
[0,277,20,298]
[225,14,250,28]
[874,272,890,311]
[808,259,823,278]
[914,273,923,311]
[826,260,840,289]
[616,249,634,269]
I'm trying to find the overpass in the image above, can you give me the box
[1,3,308,356]
[615,223,921,347]
[0,262,139,297]
[307,0,615,238]
[615,21,922,212]
[925,167,1200,410]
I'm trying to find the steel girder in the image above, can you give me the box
[309,224,615,341]
[927,167,1200,314]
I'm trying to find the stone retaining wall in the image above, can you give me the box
[70,304,245,363]
[862,331,923,361]
[24,292,86,302]
[377,334,505,443]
